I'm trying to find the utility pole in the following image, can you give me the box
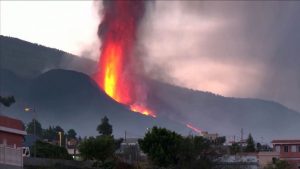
[58,132,62,147]
[25,107,37,158]
[241,128,244,141]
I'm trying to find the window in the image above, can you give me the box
[298,145,300,152]
[284,145,289,152]
[291,145,297,152]
[275,145,280,152]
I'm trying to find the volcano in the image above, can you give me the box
[1,36,300,141]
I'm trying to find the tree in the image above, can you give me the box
[26,119,43,138]
[54,125,65,146]
[138,126,183,168]
[42,126,56,141]
[67,129,77,139]
[97,116,112,136]
[78,135,115,163]
[245,134,256,152]
[139,127,214,169]
[0,96,15,107]
[31,140,72,160]
[178,136,212,169]
[215,136,226,145]
[230,143,241,154]
[54,125,64,133]
[256,142,262,151]
[42,125,66,145]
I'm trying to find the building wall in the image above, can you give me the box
[273,143,300,169]
[0,115,26,147]
[0,132,24,147]
[257,152,280,168]
[276,144,300,158]
[0,144,23,167]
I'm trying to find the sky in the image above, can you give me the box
[1,1,300,112]
[0,1,100,59]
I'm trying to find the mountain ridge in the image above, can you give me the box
[1,35,300,141]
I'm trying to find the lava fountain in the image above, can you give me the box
[94,0,156,118]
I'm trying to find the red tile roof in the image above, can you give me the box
[272,140,300,144]
[0,115,24,130]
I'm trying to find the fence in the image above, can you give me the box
[0,144,23,167]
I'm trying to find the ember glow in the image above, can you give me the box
[130,104,156,118]
[186,123,202,135]
[94,0,156,118]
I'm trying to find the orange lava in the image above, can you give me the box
[186,123,202,135]
[130,104,156,118]
[94,1,155,118]
[95,41,156,117]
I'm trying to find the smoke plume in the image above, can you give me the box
[93,0,156,117]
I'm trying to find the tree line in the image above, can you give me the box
[26,119,78,143]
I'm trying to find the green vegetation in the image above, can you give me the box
[229,133,260,154]
[31,141,72,160]
[97,116,112,136]
[139,126,213,169]
[78,135,115,162]
[230,143,241,154]
[25,119,79,160]
[139,127,182,167]
[244,134,255,152]
[26,119,74,146]
[0,96,15,107]
[79,116,116,168]
[214,136,226,145]
[42,126,59,141]
[26,119,43,137]
[77,116,140,169]
[67,129,77,139]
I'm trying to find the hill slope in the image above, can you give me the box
[148,81,300,140]
[0,35,97,78]
[1,36,300,141]
[0,69,188,137]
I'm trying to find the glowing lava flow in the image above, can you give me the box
[94,0,156,118]
[130,104,156,118]
[186,123,203,135]
[95,41,156,118]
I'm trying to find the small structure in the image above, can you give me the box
[66,138,80,159]
[257,151,280,168]
[201,131,218,141]
[0,115,26,168]
[116,138,146,164]
[272,139,300,169]
[215,153,258,169]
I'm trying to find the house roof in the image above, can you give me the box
[272,140,300,144]
[0,115,24,130]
